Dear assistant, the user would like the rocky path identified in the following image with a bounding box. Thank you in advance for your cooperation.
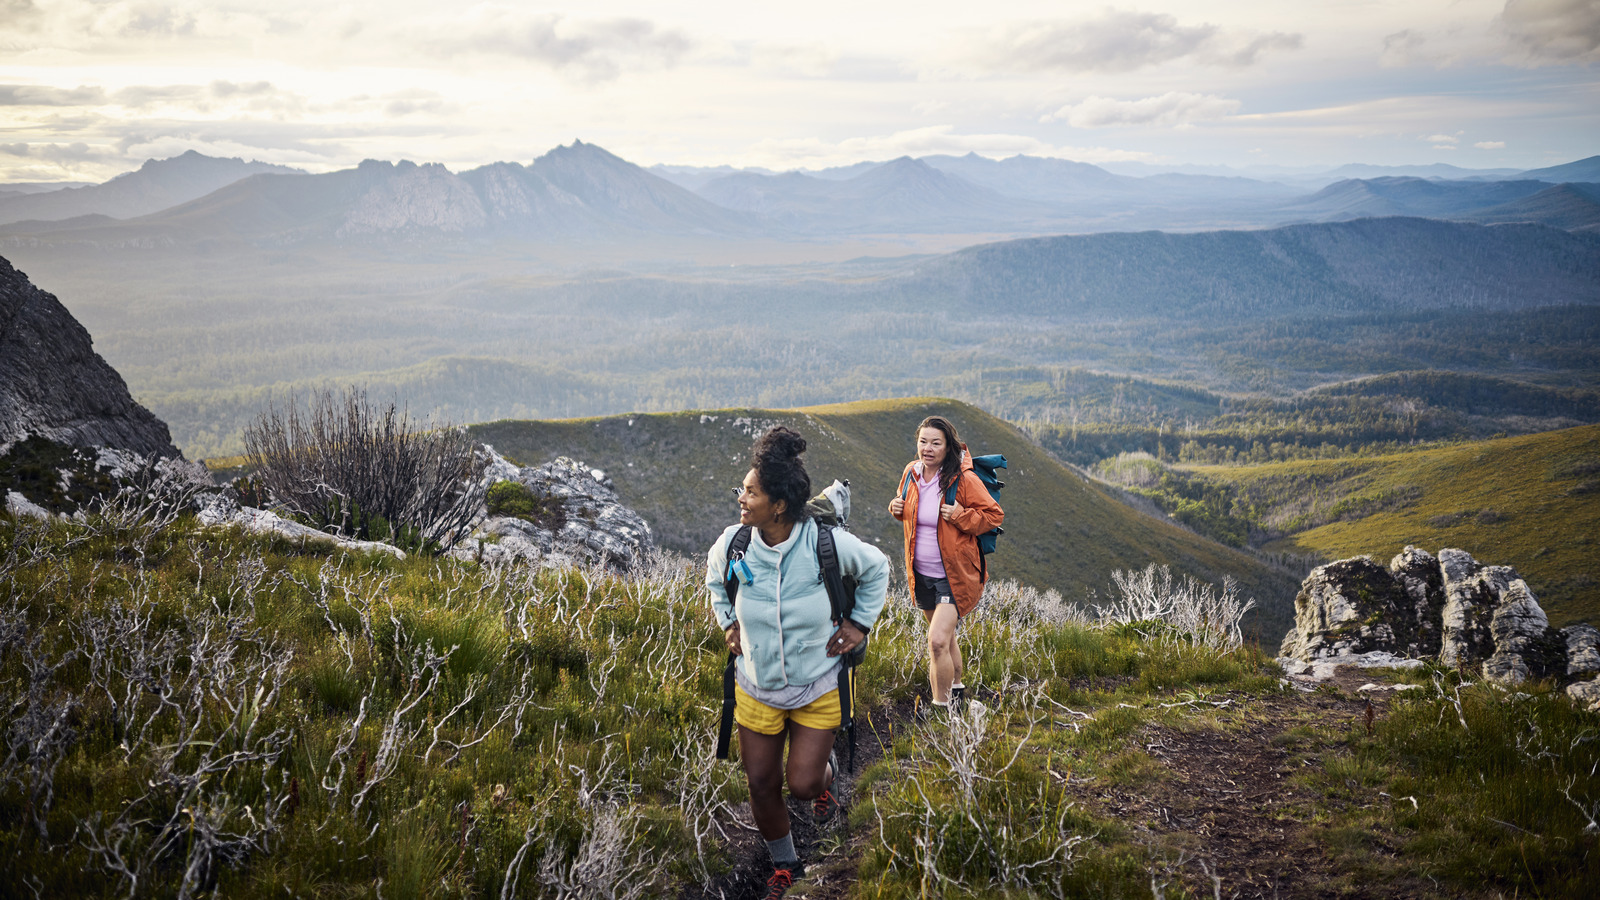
[683,666,1485,900]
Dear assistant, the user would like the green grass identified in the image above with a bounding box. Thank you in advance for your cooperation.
[1191,423,1600,626]
[7,507,1595,898]
[469,397,1302,642]
[1294,672,1600,897]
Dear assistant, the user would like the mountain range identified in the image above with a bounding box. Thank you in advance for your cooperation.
[3,146,1598,246]
[0,151,299,227]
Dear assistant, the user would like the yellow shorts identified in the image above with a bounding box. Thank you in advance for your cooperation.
[734,684,841,735]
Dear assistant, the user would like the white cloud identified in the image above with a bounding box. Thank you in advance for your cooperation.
[974,9,1301,74]
[1500,0,1600,65]
[1380,29,1431,67]
[1426,133,1460,143]
[416,7,692,82]
[1475,140,1507,148]
[1044,92,1241,128]
[1432,143,1458,149]
[0,84,108,106]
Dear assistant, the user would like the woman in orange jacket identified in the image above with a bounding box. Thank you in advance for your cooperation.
[887,415,1004,710]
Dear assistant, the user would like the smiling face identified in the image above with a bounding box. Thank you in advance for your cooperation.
[917,426,948,473]
[737,468,787,529]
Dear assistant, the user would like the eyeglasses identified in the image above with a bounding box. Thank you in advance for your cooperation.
[730,486,748,499]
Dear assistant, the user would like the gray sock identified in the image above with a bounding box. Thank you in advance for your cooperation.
[766,832,798,866]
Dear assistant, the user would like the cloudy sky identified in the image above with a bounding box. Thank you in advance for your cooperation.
[1,0,1596,182]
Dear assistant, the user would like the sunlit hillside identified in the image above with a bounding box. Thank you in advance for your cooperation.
[1192,423,1600,626]
[470,397,1303,641]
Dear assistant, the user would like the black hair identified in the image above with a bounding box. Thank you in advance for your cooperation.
[918,415,963,492]
[750,426,811,524]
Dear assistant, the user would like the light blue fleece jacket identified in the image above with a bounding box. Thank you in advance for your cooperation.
[706,518,890,691]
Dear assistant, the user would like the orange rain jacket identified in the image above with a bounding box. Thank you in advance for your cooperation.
[890,445,1005,618]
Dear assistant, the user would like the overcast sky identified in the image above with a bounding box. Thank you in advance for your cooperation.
[1,0,1596,182]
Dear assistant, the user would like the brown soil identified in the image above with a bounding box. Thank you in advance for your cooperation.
[683,668,1477,900]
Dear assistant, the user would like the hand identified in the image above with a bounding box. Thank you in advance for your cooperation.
[826,621,865,658]
[888,497,905,517]
[940,500,963,522]
[725,623,743,656]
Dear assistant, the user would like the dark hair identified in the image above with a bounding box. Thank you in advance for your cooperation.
[918,415,963,492]
[750,426,811,524]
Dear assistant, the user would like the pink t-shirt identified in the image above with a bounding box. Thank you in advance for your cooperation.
[913,466,946,578]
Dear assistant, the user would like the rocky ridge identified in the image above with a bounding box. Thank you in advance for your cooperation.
[447,448,653,572]
[1279,545,1599,708]
[0,254,178,457]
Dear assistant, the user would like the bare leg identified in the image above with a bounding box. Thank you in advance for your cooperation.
[739,724,791,840]
[951,622,965,689]
[924,605,960,704]
[784,721,837,800]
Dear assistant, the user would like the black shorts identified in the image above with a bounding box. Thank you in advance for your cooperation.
[913,572,956,612]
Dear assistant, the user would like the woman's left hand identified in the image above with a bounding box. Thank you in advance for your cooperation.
[826,620,865,657]
[940,500,964,522]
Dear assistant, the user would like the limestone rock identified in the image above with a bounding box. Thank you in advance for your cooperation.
[1564,624,1600,677]
[1439,549,1516,668]
[450,449,652,572]
[196,494,406,559]
[5,490,50,520]
[0,254,178,457]
[1567,679,1600,713]
[1279,556,1419,659]
[1388,545,1445,656]
[1482,580,1565,685]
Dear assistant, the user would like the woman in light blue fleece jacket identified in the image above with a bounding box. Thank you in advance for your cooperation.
[706,426,889,897]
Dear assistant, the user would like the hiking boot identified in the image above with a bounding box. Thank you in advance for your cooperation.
[814,749,839,822]
[764,864,800,899]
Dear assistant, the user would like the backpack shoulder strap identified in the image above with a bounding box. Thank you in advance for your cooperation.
[814,523,848,625]
[715,524,754,761]
[723,525,754,603]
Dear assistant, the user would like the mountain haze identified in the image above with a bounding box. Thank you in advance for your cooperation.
[0,142,759,245]
[909,218,1600,317]
[0,151,300,226]
[697,156,1056,233]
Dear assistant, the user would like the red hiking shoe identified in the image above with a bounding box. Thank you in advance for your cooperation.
[764,866,796,899]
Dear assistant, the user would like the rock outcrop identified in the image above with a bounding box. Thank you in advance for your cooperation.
[0,254,178,457]
[449,449,653,572]
[1281,546,1578,690]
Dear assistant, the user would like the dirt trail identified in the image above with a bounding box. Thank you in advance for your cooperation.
[686,668,1455,900]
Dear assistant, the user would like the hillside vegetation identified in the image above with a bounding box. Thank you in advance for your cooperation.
[4,502,1599,898]
[470,398,1302,641]
[1186,423,1600,627]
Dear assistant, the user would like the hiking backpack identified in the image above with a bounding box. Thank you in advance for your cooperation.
[715,480,866,771]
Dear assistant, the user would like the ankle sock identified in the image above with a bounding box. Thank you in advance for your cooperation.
[766,833,798,866]
[931,699,950,708]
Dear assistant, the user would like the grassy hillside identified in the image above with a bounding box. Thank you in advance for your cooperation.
[1192,423,1600,627]
[470,398,1302,640]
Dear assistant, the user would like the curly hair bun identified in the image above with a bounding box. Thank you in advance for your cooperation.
[750,426,811,522]
[754,426,807,462]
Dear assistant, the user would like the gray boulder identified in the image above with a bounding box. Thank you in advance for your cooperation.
[1280,556,1420,659]
[1482,579,1565,685]
[1282,546,1589,688]
[451,449,652,572]
[1567,679,1600,713]
[1389,545,1445,656]
[0,254,178,457]
[1564,624,1600,678]
[1438,549,1516,668]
